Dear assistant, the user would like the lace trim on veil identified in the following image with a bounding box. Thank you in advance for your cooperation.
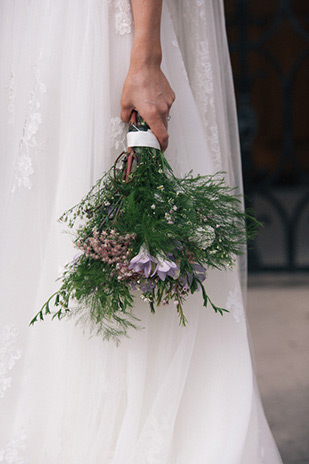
[0,326,25,463]
[168,1,223,172]
[0,325,22,399]
[11,54,47,193]
[0,428,27,464]
[108,0,133,35]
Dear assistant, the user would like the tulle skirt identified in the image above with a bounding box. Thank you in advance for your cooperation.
[0,0,283,462]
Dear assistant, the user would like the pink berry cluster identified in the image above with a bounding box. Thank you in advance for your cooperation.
[77,229,136,265]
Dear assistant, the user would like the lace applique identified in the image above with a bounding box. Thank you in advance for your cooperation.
[226,283,245,324]
[0,326,22,399]
[12,56,47,193]
[191,39,222,172]
[135,411,172,464]
[0,429,27,464]
[110,116,127,151]
[172,2,222,172]
[195,41,215,111]
[108,0,133,35]
[206,125,220,168]
[8,71,15,125]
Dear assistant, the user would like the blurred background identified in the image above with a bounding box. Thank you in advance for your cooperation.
[224,1,309,463]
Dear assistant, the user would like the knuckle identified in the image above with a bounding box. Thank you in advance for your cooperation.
[160,103,169,115]
[148,105,158,118]
[143,106,157,123]
[167,93,175,107]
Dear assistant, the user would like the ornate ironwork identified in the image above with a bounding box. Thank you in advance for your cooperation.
[225,0,309,272]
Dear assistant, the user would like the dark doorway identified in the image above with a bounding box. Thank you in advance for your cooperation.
[224,0,309,272]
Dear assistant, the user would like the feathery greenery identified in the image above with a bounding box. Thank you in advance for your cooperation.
[30,116,260,344]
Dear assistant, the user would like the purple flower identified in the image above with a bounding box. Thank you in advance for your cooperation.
[181,264,207,290]
[128,245,157,278]
[151,256,178,281]
[140,280,156,292]
[192,263,207,278]
[129,246,179,281]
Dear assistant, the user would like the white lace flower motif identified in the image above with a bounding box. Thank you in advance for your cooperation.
[226,283,245,324]
[8,70,15,125]
[0,428,27,464]
[135,411,172,464]
[0,325,22,399]
[12,58,47,193]
[179,2,223,171]
[110,117,127,151]
[108,0,133,35]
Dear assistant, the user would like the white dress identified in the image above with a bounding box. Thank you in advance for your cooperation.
[0,1,283,463]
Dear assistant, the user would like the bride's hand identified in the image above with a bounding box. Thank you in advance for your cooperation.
[121,54,175,152]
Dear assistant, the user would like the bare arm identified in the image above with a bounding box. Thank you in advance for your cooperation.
[120,0,175,151]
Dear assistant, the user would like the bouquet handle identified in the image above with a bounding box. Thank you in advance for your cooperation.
[127,111,161,150]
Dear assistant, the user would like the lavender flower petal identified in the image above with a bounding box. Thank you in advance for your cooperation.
[129,244,157,278]
[152,256,178,281]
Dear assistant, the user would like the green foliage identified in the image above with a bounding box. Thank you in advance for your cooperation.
[30,119,260,343]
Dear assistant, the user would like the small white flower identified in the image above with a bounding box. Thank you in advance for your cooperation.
[165,212,172,221]
[158,168,163,174]
[151,204,156,209]
[157,185,164,190]
[195,225,216,249]
[172,205,178,211]
[154,192,163,202]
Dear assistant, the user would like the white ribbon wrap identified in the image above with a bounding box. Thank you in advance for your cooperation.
[127,129,160,150]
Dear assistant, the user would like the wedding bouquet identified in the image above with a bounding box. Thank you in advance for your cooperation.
[30,113,259,343]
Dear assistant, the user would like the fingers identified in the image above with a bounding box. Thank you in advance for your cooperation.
[143,107,169,151]
[144,96,174,150]
[120,73,176,151]
[121,103,170,151]
[150,119,169,151]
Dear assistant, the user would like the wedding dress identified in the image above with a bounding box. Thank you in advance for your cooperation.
[0,1,283,463]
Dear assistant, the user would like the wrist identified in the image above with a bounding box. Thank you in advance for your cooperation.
[130,37,162,69]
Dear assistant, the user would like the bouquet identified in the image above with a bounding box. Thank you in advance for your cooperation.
[30,113,259,343]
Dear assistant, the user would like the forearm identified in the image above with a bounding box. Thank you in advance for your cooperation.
[130,0,163,67]
[121,0,175,151]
